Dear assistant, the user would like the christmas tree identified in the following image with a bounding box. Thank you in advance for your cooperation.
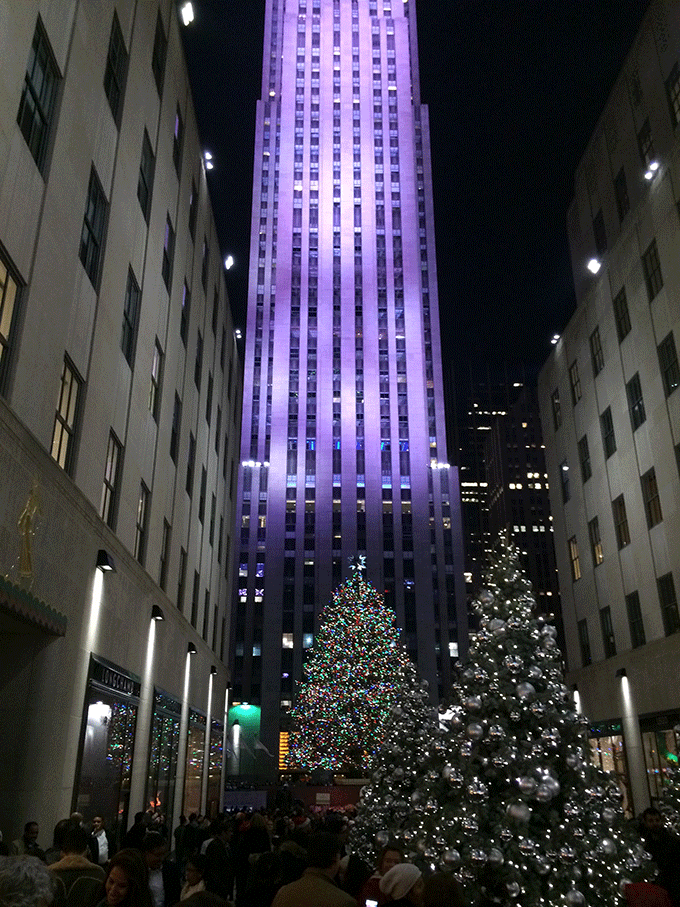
[659,758,680,834]
[286,558,425,775]
[352,537,650,907]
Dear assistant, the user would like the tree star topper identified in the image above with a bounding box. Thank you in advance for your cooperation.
[349,554,367,574]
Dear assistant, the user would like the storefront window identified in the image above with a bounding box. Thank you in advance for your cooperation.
[588,720,632,817]
[206,720,223,818]
[146,690,182,822]
[641,713,680,802]
[74,657,140,848]
[183,709,206,816]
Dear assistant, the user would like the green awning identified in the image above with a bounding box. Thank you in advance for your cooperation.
[0,574,67,636]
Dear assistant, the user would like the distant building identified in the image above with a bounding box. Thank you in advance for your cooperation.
[0,2,241,842]
[231,0,468,777]
[538,0,680,815]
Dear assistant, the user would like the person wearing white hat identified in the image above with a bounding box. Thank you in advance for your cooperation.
[379,863,424,906]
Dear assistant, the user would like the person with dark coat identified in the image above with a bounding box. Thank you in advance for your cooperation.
[49,824,106,907]
[122,815,147,852]
[204,819,234,903]
[640,807,680,907]
[140,833,181,907]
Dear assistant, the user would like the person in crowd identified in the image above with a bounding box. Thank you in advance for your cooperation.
[204,820,234,903]
[121,817,147,853]
[0,855,55,906]
[379,864,424,907]
[49,824,105,907]
[140,835,180,907]
[12,823,46,862]
[338,854,372,901]
[180,854,206,901]
[181,818,200,865]
[180,894,228,907]
[96,850,150,907]
[422,873,466,907]
[90,818,114,868]
[243,852,283,907]
[45,821,75,867]
[276,826,308,886]
[640,807,680,907]
[199,820,220,857]
[270,831,356,907]
[173,818,188,874]
[357,844,403,907]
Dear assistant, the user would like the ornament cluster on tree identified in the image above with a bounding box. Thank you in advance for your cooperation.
[287,561,426,775]
[658,756,680,834]
[352,536,650,907]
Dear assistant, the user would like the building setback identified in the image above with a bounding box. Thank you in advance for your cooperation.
[231,0,467,776]
[538,0,680,815]
[0,1,241,842]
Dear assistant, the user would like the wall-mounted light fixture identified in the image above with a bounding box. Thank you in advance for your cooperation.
[96,549,116,572]
[151,605,165,621]
[180,2,194,26]
[187,642,197,655]
[210,665,218,675]
[615,667,627,678]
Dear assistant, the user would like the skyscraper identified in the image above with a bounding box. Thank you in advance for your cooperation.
[231,0,467,775]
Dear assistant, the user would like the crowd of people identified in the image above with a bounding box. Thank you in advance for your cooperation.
[0,801,678,907]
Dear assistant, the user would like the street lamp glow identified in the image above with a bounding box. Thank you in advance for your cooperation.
[587,258,601,274]
[180,2,194,26]
[224,255,234,270]
[551,334,560,345]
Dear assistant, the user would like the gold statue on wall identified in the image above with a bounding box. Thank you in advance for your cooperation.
[18,481,40,586]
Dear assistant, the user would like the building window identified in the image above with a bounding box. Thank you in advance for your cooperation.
[186,433,195,495]
[592,209,607,256]
[201,238,209,291]
[614,167,629,222]
[149,340,163,421]
[173,104,184,176]
[658,573,680,636]
[577,618,591,666]
[612,495,630,549]
[100,430,122,529]
[137,130,155,222]
[177,547,187,610]
[121,268,140,365]
[551,388,561,429]
[170,393,181,464]
[642,239,663,301]
[641,467,662,528]
[206,372,213,424]
[559,461,570,503]
[103,11,128,125]
[626,591,645,648]
[180,282,190,345]
[17,18,59,173]
[188,180,198,241]
[134,483,150,566]
[51,357,82,473]
[79,167,108,288]
[590,327,604,376]
[600,606,616,658]
[195,331,203,390]
[199,467,207,524]
[612,287,631,342]
[578,435,592,482]
[588,516,603,567]
[568,536,581,581]
[637,118,654,165]
[0,252,20,391]
[600,406,616,459]
[658,332,680,397]
[162,215,175,290]
[666,62,680,128]
[159,520,171,592]
[569,361,581,404]
[151,12,167,95]
[626,372,646,431]
[191,571,199,627]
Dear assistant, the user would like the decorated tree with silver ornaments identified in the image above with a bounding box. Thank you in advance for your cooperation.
[355,536,650,907]
[659,759,680,833]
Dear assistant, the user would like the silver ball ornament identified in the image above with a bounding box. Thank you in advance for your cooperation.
[488,848,504,868]
[600,838,617,856]
[506,882,521,898]
[464,695,482,712]
[566,890,585,906]
[507,802,531,822]
[443,848,460,866]
[516,682,536,700]
[518,776,537,795]
[466,722,484,741]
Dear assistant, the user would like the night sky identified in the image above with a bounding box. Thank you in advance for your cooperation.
[181,0,648,387]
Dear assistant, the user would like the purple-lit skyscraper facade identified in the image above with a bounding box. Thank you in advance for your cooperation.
[232,0,468,773]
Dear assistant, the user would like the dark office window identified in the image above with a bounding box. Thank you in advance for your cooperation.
[612,495,630,549]
[151,12,167,95]
[590,327,604,376]
[199,467,207,524]
[613,287,631,342]
[578,618,592,666]
[642,239,663,301]
[626,591,645,648]
[201,238,209,290]
[588,516,603,567]
[188,180,198,240]
[162,216,175,290]
[159,520,171,592]
[666,62,680,128]
[180,282,190,345]
[658,332,680,397]
[173,104,184,176]
[17,18,59,172]
[592,209,607,256]
[121,268,140,365]
[569,361,581,404]
[134,483,149,566]
[100,431,122,529]
[191,571,199,628]
[177,548,187,610]
[658,573,680,636]
[212,289,219,335]
[614,167,629,222]
[206,372,213,424]
[137,130,155,222]
[626,373,646,431]
[79,167,108,288]
[559,461,570,503]
[551,388,561,430]
[600,606,616,658]
[195,331,203,390]
[641,468,662,528]
[186,432,196,496]
[568,536,581,581]
[637,118,654,166]
[149,340,163,421]
[103,11,128,124]
[170,393,181,464]
[578,435,592,483]
[600,406,616,459]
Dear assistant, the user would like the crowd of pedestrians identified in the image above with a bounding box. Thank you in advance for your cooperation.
[0,801,679,907]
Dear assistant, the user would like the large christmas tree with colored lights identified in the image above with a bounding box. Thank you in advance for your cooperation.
[352,537,650,907]
[286,559,424,775]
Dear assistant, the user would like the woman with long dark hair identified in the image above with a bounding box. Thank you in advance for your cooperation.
[96,849,151,907]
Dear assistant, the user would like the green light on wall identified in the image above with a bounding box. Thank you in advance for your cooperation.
[229,703,261,735]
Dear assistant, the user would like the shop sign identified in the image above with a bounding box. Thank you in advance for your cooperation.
[91,656,141,699]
